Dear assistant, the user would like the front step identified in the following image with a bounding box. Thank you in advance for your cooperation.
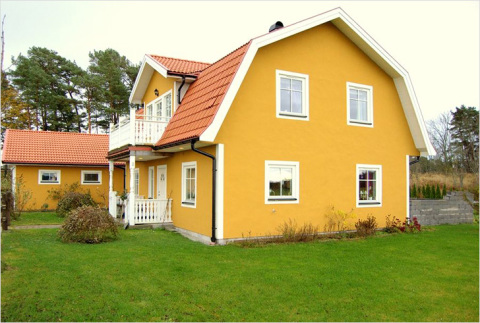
[127,223,176,231]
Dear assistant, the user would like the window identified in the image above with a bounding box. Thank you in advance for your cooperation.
[38,170,60,184]
[81,170,102,184]
[182,162,196,207]
[347,82,373,126]
[148,167,154,199]
[276,70,309,120]
[134,169,140,196]
[356,164,382,207]
[145,90,173,122]
[265,161,299,204]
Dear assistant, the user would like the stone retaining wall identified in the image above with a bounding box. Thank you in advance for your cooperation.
[410,191,475,226]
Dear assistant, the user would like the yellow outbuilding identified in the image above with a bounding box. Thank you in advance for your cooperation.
[2,129,124,210]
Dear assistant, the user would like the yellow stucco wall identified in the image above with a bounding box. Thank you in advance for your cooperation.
[142,72,176,108]
[214,22,420,238]
[125,146,215,237]
[15,165,125,210]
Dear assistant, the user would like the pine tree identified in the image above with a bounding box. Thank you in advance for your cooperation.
[411,184,417,198]
[435,184,441,199]
[442,184,447,197]
[10,47,84,131]
[425,184,431,199]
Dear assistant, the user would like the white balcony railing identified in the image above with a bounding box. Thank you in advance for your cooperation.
[109,108,170,150]
[124,197,172,225]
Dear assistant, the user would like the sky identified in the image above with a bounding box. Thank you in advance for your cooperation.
[0,0,478,121]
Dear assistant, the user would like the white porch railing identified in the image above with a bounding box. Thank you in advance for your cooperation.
[124,198,172,225]
[109,108,170,150]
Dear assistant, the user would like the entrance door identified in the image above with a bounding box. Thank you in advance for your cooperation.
[157,165,167,199]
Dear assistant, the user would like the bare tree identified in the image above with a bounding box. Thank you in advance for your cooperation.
[427,111,453,170]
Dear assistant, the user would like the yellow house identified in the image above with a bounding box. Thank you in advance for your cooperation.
[107,8,435,244]
[2,129,124,210]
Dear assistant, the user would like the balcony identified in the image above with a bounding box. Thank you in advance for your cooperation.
[109,108,170,151]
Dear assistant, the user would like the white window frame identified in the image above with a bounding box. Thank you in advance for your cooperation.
[38,169,61,185]
[148,166,154,199]
[265,161,300,204]
[347,82,373,127]
[81,170,102,185]
[145,90,173,122]
[356,164,382,208]
[134,168,140,196]
[181,161,197,208]
[276,70,309,120]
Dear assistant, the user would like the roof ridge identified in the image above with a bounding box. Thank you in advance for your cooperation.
[148,54,211,67]
[6,129,108,136]
[199,41,251,73]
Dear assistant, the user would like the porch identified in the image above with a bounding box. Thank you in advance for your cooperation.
[109,191,172,226]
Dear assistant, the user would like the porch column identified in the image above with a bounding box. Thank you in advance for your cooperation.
[129,107,136,146]
[108,160,116,218]
[128,155,136,225]
[109,160,114,193]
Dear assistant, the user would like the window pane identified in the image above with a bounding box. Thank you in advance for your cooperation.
[367,170,376,180]
[358,89,367,101]
[359,101,368,121]
[269,167,281,196]
[84,173,99,182]
[368,181,376,200]
[186,179,191,200]
[350,99,358,120]
[280,90,291,112]
[292,79,302,91]
[190,167,195,179]
[281,168,292,196]
[350,89,358,99]
[292,91,302,113]
[280,77,291,89]
[165,94,172,118]
[156,102,162,117]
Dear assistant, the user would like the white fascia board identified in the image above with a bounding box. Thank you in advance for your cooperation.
[129,55,169,104]
[200,7,435,157]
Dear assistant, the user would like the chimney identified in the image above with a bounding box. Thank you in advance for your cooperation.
[269,21,284,33]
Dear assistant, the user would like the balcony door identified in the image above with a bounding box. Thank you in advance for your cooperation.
[157,165,167,199]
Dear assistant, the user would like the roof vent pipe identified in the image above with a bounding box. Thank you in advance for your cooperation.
[269,21,284,32]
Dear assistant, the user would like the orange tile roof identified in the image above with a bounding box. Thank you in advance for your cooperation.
[148,55,211,75]
[155,42,251,147]
[2,129,113,166]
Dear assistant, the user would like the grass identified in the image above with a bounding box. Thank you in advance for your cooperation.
[1,224,478,322]
[9,211,64,226]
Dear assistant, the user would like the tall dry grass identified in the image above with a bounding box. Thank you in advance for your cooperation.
[410,172,478,195]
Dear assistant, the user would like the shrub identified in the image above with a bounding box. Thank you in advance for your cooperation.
[324,206,357,233]
[355,216,378,237]
[56,191,97,217]
[384,214,421,233]
[277,219,319,243]
[58,206,118,243]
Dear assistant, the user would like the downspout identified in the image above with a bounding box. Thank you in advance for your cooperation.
[190,139,216,243]
[409,156,420,165]
[177,75,186,104]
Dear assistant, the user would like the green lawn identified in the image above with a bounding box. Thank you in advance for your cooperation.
[1,224,478,322]
[9,211,64,226]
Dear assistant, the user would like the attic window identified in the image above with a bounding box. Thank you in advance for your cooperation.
[347,82,373,127]
[276,70,309,120]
